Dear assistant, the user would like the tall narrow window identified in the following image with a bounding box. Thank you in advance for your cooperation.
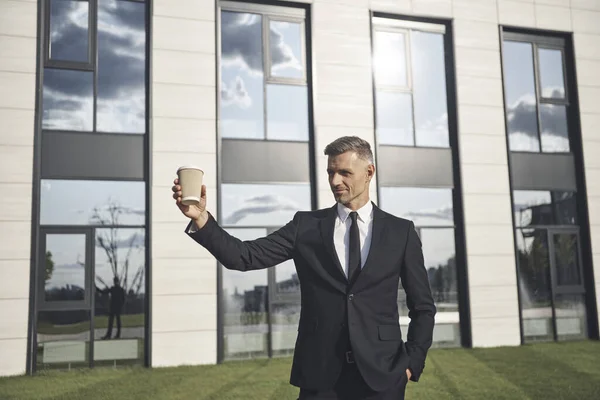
[501,30,592,344]
[218,1,313,361]
[34,0,149,372]
[372,15,464,349]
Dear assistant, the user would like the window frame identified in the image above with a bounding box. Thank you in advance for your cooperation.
[44,0,96,70]
[371,16,450,149]
[502,32,571,154]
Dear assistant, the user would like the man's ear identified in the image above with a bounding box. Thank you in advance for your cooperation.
[366,164,375,182]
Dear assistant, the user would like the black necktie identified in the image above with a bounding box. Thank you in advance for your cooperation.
[348,211,361,282]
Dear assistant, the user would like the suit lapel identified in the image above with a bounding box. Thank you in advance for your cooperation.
[319,204,348,284]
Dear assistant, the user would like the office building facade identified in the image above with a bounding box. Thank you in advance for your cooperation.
[1,0,599,376]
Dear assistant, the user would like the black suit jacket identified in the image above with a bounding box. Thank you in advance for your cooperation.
[186,202,436,392]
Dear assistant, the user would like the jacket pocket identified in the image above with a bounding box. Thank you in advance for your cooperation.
[378,324,401,341]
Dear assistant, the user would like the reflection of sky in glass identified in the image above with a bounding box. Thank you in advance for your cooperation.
[95,228,145,294]
[412,31,448,148]
[50,0,89,62]
[42,68,94,131]
[96,0,146,133]
[420,228,455,271]
[43,0,147,133]
[376,91,413,145]
[380,187,454,227]
[266,84,308,141]
[540,104,569,152]
[45,234,86,293]
[538,48,565,99]
[220,12,264,140]
[40,180,146,226]
[513,190,551,227]
[270,21,303,78]
[221,183,311,226]
[222,228,268,297]
[220,12,308,141]
[374,30,407,87]
[503,41,540,152]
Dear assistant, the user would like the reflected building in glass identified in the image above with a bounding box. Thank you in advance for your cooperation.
[0,0,599,378]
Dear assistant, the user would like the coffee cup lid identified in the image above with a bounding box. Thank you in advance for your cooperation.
[177,165,204,173]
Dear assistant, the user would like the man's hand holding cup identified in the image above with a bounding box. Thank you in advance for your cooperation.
[172,166,209,229]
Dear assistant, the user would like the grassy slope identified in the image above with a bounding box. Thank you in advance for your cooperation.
[1,341,599,400]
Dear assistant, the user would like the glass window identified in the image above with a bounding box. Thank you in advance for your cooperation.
[538,48,565,100]
[373,23,450,149]
[502,41,540,152]
[516,228,554,342]
[554,294,587,341]
[540,104,569,152]
[96,0,146,134]
[44,234,86,302]
[411,31,449,148]
[220,11,265,140]
[376,91,414,146]
[266,84,308,141]
[49,0,89,63]
[37,310,90,369]
[513,190,553,227]
[421,228,458,313]
[513,190,577,227]
[40,180,146,226]
[552,233,581,287]
[380,187,454,227]
[42,68,93,131]
[94,228,145,362]
[221,183,311,227]
[270,20,303,79]
[553,191,578,225]
[373,30,408,88]
[222,228,269,360]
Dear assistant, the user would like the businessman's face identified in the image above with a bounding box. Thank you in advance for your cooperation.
[327,151,375,210]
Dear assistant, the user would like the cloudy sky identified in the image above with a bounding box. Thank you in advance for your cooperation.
[219,11,308,141]
[503,41,569,152]
[43,0,146,134]
[374,30,449,148]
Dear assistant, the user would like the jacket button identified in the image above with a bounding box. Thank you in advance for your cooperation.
[348,294,354,301]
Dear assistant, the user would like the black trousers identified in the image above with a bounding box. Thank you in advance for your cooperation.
[298,359,408,400]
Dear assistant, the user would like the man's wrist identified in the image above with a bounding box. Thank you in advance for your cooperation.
[193,211,210,230]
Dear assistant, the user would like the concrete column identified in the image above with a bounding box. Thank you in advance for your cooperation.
[151,0,218,367]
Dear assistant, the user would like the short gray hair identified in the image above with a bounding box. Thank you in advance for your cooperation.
[324,136,374,164]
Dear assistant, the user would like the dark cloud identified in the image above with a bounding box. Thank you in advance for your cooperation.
[42,0,146,132]
[507,96,568,142]
[50,0,89,62]
[221,11,299,74]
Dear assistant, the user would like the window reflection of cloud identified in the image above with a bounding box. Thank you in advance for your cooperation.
[507,94,569,151]
[221,12,301,77]
[224,194,300,225]
[43,0,146,133]
[269,21,302,76]
[221,76,252,108]
[97,0,146,133]
[50,0,89,62]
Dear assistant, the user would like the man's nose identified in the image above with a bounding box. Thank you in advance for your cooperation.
[330,174,341,186]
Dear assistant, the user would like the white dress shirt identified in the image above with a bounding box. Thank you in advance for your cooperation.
[333,201,374,278]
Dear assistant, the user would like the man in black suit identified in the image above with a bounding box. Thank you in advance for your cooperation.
[172,136,436,399]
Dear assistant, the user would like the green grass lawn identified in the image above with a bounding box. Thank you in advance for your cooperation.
[1,341,599,399]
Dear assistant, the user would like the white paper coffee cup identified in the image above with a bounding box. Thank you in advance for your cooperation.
[177,166,204,206]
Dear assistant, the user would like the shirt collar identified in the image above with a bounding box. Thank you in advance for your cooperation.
[336,201,373,224]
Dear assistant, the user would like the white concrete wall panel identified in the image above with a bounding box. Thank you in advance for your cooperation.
[151,0,218,367]
[0,0,37,377]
